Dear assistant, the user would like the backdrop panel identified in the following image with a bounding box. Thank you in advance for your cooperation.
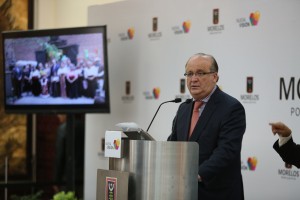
[85,0,300,199]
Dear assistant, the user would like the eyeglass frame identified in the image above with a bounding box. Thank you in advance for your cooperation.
[184,71,216,78]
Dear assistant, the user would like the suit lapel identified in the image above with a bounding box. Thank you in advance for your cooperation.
[189,88,220,141]
[180,101,193,141]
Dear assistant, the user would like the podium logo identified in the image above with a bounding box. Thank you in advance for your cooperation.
[106,177,117,200]
[247,157,258,171]
[182,20,191,33]
[127,28,135,39]
[113,139,120,150]
[250,11,260,26]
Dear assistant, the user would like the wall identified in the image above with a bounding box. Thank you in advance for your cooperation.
[34,0,125,29]
[86,0,300,199]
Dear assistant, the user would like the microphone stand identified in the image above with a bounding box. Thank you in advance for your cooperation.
[146,98,181,132]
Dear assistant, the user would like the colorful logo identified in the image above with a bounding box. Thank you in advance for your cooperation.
[249,11,260,26]
[247,157,258,171]
[127,28,135,39]
[113,139,120,150]
[153,87,160,99]
[143,87,161,99]
[182,20,191,33]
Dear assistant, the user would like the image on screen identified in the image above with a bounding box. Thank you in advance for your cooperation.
[2,26,110,113]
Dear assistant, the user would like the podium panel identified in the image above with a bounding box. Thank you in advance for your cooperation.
[97,169,129,200]
[109,139,199,200]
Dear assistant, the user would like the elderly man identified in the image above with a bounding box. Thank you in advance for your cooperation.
[168,53,246,200]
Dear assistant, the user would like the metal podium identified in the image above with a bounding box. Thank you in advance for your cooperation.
[107,138,199,200]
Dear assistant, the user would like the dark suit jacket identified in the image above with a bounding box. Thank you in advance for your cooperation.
[273,137,300,168]
[168,87,246,200]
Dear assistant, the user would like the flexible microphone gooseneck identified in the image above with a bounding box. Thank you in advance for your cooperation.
[167,98,193,141]
[146,98,182,132]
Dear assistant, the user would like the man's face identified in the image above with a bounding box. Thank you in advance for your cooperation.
[185,55,218,100]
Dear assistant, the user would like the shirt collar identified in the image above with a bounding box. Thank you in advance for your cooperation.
[194,85,217,103]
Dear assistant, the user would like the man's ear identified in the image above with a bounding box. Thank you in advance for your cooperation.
[214,73,219,82]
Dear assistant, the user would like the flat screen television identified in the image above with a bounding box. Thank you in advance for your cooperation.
[1,26,110,114]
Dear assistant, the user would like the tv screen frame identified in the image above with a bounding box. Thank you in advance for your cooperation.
[1,25,110,114]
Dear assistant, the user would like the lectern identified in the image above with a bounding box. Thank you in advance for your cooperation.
[97,133,199,200]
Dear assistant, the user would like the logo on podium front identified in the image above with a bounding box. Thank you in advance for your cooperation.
[106,177,117,200]
[105,131,122,158]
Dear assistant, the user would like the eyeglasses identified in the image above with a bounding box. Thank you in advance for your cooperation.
[184,71,215,78]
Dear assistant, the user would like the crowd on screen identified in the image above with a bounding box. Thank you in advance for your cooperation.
[10,56,105,100]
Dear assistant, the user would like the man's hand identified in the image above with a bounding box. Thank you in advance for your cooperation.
[198,175,202,182]
[269,122,292,137]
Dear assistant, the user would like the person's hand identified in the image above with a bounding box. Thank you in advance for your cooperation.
[269,122,292,137]
[198,175,202,182]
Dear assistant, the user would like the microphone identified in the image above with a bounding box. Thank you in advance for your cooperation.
[170,98,182,103]
[146,98,182,132]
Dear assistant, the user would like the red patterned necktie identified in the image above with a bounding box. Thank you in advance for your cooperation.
[189,101,203,138]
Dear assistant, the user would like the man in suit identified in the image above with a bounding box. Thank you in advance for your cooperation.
[269,122,300,168]
[168,53,246,200]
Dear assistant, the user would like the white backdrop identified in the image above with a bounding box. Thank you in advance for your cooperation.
[84,0,300,199]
